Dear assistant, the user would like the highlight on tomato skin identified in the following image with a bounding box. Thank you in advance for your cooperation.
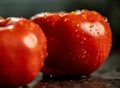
[31,9,112,76]
[0,17,47,86]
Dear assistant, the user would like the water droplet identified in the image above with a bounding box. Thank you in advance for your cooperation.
[71,10,82,14]
[97,32,100,35]
[82,55,85,58]
[92,11,97,15]
[76,23,80,27]
[75,29,78,32]
[81,41,84,44]
[83,50,87,54]
[59,12,68,17]
[82,14,87,19]
[83,37,87,40]
[64,18,69,22]
[89,24,94,28]
[76,34,80,38]
[52,23,55,26]
[82,48,85,51]
[82,32,85,34]
[105,17,108,22]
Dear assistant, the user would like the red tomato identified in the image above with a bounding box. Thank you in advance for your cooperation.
[31,10,112,76]
[0,17,47,86]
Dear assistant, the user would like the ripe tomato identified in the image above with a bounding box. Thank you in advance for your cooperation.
[31,10,112,76]
[0,17,47,86]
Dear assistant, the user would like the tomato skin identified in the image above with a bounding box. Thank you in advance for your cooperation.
[52,10,112,75]
[0,17,47,86]
[31,10,112,76]
[31,12,67,75]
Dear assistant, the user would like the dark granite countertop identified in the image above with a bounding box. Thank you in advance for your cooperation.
[33,76,120,88]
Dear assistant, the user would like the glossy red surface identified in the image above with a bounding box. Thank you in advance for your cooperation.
[31,10,112,76]
[0,17,47,86]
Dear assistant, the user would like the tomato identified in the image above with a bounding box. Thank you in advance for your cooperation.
[0,17,47,86]
[31,10,112,76]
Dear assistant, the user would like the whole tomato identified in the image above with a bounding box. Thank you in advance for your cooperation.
[31,10,112,76]
[0,17,47,86]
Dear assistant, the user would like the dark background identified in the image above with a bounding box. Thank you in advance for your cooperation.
[0,0,120,87]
